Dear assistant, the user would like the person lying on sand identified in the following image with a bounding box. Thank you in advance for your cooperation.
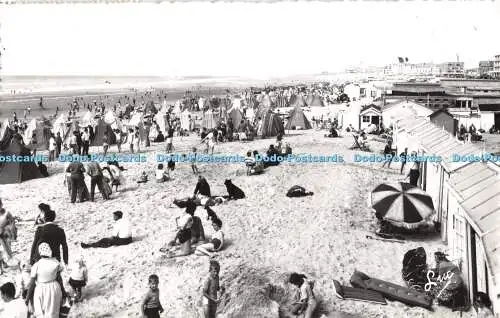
[80,211,132,248]
[195,218,224,258]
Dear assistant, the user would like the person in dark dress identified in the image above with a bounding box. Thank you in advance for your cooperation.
[29,209,68,266]
[194,176,211,198]
[399,148,408,175]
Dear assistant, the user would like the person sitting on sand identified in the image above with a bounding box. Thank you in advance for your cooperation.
[194,176,211,198]
[161,203,194,258]
[153,129,165,143]
[155,164,170,183]
[0,199,17,268]
[81,211,132,248]
[288,273,317,318]
[1,282,29,318]
[137,171,149,184]
[244,150,256,175]
[195,218,224,258]
[37,161,49,177]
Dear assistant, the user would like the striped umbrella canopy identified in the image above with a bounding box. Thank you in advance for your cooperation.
[369,182,435,229]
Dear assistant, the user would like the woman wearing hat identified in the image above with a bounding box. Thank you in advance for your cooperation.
[26,242,67,318]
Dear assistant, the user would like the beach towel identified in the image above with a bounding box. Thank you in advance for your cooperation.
[350,270,433,310]
[333,280,387,305]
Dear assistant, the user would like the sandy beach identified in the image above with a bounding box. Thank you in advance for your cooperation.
[0,124,468,317]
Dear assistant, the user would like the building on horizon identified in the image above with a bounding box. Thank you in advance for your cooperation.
[494,54,500,79]
[438,62,465,78]
[479,60,494,77]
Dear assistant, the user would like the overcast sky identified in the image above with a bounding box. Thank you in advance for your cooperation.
[1,2,500,77]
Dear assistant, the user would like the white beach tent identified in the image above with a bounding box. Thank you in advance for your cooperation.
[180,110,191,131]
[104,110,122,131]
[80,111,96,128]
[154,112,168,134]
[246,108,255,122]
[201,110,218,130]
[0,119,10,140]
[173,101,182,117]
[24,118,51,150]
[52,114,69,139]
[126,112,147,142]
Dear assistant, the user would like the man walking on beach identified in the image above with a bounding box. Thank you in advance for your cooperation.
[66,160,86,203]
[86,161,109,202]
[82,128,90,157]
[400,148,408,175]
[55,132,62,158]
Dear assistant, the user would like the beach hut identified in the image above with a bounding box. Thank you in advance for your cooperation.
[91,119,117,146]
[285,106,312,130]
[0,128,43,184]
[260,110,284,138]
[202,110,218,130]
[24,118,52,150]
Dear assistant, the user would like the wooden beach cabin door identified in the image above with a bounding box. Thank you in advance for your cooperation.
[474,233,489,295]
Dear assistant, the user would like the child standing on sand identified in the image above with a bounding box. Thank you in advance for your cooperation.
[15,261,31,299]
[191,147,199,174]
[141,274,164,318]
[68,256,88,303]
[202,260,224,318]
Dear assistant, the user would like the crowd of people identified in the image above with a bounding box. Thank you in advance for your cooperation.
[1,86,496,318]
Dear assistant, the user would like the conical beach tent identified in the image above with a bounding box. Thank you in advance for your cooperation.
[260,94,273,108]
[0,128,43,184]
[52,114,69,139]
[285,106,312,130]
[289,95,307,108]
[24,118,52,150]
[0,119,10,141]
[180,110,191,131]
[154,112,169,134]
[202,110,218,130]
[81,111,96,128]
[126,113,147,142]
[260,110,284,138]
[307,94,324,107]
[91,119,117,146]
[104,110,122,131]
[228,107,243,127]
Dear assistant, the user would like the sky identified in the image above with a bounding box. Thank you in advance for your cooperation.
[1,2,500,78]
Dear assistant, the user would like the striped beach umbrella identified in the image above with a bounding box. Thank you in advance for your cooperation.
[369,182,435,229]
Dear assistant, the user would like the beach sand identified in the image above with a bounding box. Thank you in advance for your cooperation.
[0,127,472,317]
